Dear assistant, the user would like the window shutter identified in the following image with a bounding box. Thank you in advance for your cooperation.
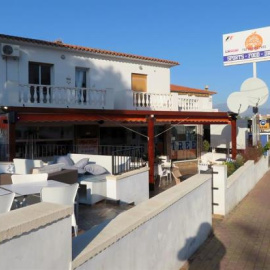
[132,74,147,92]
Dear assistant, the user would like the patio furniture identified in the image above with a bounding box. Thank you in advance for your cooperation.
[47,169,78,185]
[171,165,182,185]
[158,164,169,186]
[66,154,113,205]
[0,173,12,185]
[162,160,172,182]
[1,170,78,186]
[11,173,48,184]
[2,179,69,207]
[13,158,44,174]
[0,191,15,213]
[40,183,79,236]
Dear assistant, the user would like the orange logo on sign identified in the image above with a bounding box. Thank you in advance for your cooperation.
[245,32,263,51]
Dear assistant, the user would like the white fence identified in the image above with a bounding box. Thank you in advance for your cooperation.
[212,155,269,216]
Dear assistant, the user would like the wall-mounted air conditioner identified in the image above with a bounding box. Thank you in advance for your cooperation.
[1,43,20,58]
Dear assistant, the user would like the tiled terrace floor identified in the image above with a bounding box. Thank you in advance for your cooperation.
[77,163,198,233]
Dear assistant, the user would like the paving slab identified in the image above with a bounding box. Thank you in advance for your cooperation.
[181,169,270,270]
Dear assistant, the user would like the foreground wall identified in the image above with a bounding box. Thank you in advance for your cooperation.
[72,174,212,270]
[213,155,269,216]
[0,203,73,270]
[106,167,149,205]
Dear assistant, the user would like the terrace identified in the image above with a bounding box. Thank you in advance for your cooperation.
[1,153,268,269]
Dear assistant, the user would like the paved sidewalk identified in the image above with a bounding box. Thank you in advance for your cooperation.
[181,169,270,270]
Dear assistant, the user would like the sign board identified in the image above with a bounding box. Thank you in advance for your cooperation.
[223,26,270,66]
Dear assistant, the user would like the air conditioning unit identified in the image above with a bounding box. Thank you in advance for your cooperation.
[1,43,20,58]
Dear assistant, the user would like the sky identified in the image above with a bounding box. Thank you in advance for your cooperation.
[1,0,270,115]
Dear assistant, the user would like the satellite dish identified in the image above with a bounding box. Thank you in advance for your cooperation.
[227,92,249,114]
[240,77,269,107]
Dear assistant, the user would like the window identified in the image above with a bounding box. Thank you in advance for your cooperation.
[171,126,197,160]
[75,68,87,88]
[75,68,88,103]
[28,62,52,103]
[29,62,52,85]
[131,73,147,92]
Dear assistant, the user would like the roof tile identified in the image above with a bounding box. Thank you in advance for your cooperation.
[0,34,179,66]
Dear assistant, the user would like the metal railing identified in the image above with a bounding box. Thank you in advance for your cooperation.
[13,143,146,160]
[112,146,146,175]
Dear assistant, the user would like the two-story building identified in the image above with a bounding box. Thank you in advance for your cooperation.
[0,34,233,184]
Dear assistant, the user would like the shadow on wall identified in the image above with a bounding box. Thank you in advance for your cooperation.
[178,222,226,269]
[64,53,156,109]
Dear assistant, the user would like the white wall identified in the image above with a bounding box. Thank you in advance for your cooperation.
[211,119,248,149]
[0,203,73,270]
[106,167,149,205]
[72,174,212,270]
[212,155,269,216]
[0,40,171,108]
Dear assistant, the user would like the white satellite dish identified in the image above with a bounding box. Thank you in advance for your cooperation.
[227,92,249,114]
[240,77,269,107]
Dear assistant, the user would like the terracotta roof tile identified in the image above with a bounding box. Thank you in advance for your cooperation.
[170,84,216,95]
[0,34,179,66]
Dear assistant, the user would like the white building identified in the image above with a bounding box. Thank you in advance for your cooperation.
[0,34,230,177]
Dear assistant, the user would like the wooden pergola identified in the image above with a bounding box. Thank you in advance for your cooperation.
[4,107,236,187]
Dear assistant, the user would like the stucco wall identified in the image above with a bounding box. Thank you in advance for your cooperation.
[213,155,269,216]
[106,167,149,205]
[0,202,73,270]
[0,40,171,108]
[72,174,212,270]
[210,119,248,150]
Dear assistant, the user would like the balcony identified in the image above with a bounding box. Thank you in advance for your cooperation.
[115,90,217,112]
[2,83,114,110]
[1,83,217,112]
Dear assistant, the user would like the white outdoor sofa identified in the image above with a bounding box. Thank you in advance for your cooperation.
[67,153,113,205]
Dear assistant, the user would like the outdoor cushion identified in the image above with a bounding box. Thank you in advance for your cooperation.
[74,158,89,169]
[84,163,108,175]
[56,155,74,166]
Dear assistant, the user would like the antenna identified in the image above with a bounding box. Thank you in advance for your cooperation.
[227,92,249,114]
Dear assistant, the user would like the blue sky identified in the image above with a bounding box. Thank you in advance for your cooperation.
[1,0,270,114]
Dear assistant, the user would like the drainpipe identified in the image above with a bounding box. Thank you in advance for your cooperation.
[147,114,155,190]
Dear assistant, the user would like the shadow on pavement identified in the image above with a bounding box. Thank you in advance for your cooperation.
[178,222,226,270]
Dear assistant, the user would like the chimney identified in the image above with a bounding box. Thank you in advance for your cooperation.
[204,85,209,90]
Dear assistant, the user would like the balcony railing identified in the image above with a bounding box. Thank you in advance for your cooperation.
[128,91,216,112]
[16,84,113,109]
[178,97,200,111]
[133,92,173,110]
